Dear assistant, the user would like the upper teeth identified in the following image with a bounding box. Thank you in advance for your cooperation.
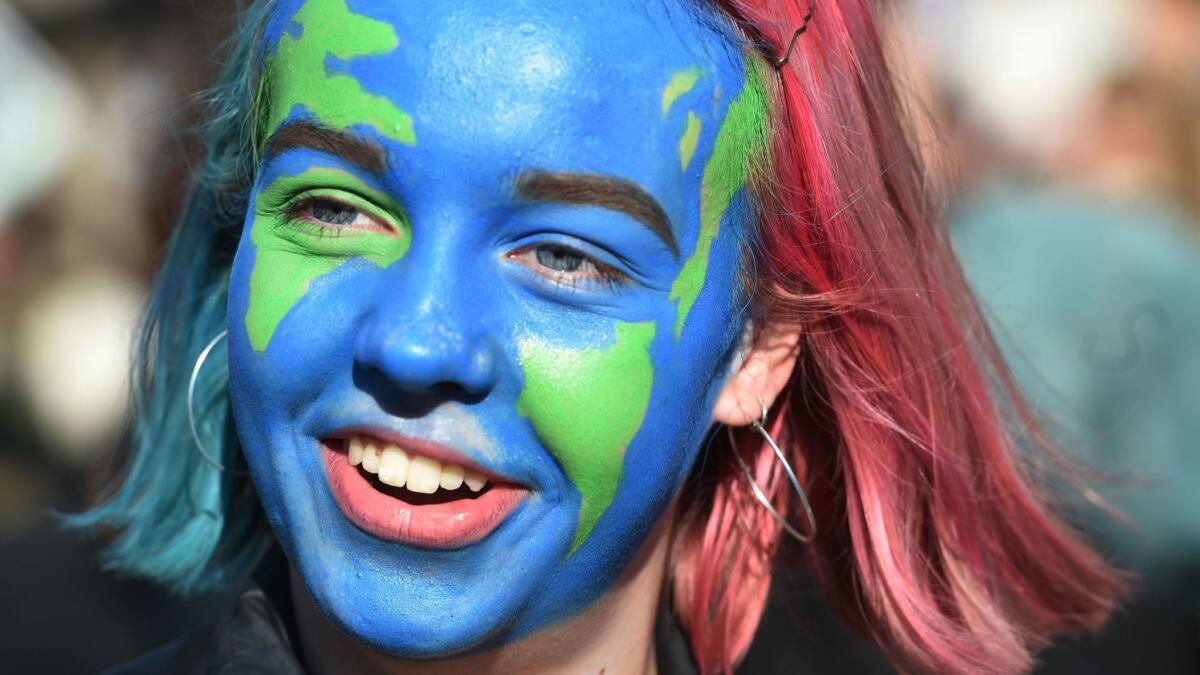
[347,436,488,494]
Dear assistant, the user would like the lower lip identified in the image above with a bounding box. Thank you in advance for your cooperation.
[321,443,528,549]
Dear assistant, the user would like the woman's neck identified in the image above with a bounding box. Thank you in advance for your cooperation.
[291,513,674,675]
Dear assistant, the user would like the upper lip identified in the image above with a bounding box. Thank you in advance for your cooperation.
[324,427,527,488]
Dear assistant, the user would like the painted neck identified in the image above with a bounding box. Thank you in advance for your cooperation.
[291,510,676,675]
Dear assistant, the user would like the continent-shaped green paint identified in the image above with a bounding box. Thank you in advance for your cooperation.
[246,168,411,351]
[517,321,656,554]
[263,0,415,145]
[661,66,704,117]
[668,61,769,338]
[679,111,701,171]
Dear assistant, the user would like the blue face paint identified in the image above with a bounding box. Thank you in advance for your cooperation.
[226,0,763,655]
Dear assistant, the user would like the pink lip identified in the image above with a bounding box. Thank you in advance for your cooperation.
[321,438,528,549]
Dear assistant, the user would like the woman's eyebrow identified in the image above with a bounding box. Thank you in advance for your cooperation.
[516,171,679,257]
[261,120,387,177]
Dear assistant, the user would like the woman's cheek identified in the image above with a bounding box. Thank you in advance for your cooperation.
[244,227,348,352]
[516,320,656,553]
[232,229,396,408]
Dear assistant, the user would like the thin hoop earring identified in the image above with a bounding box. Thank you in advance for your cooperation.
[187,329,248,476]
[726,396,817,543]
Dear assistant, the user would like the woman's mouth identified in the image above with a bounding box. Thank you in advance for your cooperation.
[321,434,528,549]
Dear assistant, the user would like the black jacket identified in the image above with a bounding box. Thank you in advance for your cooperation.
[104,546,892,675]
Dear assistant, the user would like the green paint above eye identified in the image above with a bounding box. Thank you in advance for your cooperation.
[668,59,769,338]
[661,66,704,117]
[263,0,416,145]
[245,168,411,351]
[679,111,701,171]
[517,321,656,554]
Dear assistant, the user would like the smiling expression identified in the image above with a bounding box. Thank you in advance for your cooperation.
[225,0,767,655]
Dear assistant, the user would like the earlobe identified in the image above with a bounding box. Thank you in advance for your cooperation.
[713,319,801,426]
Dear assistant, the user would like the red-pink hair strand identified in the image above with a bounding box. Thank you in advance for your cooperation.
[671,2,1125,673]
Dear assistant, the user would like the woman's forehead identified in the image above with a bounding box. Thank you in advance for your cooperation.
[259,0,746,190]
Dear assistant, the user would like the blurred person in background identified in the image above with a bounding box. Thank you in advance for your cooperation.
[884,0,1200,670]
[900,0,1200,571]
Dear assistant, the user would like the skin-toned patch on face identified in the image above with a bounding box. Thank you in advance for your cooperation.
[517,321,656,554]
[679,111,701,171]
[661,66,704,118]
[669,58,769,338]
[245,167,411,351]
[262,0,416,146]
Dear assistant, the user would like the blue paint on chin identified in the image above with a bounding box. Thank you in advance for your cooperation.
[232,0,754,656]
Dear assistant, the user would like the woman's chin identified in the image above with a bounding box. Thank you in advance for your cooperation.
[278,486,578,656]
[297,560,537,657]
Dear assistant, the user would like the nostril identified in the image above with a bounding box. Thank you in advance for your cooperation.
[429,381,488,405]
[352,366,485,417]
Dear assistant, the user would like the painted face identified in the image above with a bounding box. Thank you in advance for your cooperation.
[226,0,766,655]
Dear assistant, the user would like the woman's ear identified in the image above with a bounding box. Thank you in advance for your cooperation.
[713,320,802,426]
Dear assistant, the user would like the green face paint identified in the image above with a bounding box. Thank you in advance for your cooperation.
[679,111,701,171]
[661,66,704,117]
[245,168,412,351]
[668,60,769,338]
[262,0,416,145]
[517,321,656,553]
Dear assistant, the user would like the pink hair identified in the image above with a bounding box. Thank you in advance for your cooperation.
[670,1,1125,673]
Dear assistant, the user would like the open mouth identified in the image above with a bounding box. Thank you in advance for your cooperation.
[321,435,528,549]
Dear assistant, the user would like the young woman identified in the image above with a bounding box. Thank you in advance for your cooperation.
[78,1,1124,673]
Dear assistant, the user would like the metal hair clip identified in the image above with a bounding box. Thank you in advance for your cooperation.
[772,4,816,70]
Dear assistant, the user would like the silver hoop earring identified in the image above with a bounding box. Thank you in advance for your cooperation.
[726,397,817,543]
[187,329,248,476]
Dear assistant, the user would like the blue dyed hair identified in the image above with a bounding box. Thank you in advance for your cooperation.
[63,2,277,593]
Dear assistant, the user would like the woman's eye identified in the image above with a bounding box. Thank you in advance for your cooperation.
[287,196,389,233]
[513,243,627,289]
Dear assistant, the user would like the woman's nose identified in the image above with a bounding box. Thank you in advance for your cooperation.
[353,277,500,400]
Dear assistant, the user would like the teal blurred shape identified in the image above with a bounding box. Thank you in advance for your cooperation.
[951,179,1200,573]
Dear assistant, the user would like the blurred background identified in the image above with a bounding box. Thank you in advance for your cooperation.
[0,0,1196,672]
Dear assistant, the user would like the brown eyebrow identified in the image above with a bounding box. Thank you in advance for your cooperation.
[261,120,387,176]
[515,171,679,257]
